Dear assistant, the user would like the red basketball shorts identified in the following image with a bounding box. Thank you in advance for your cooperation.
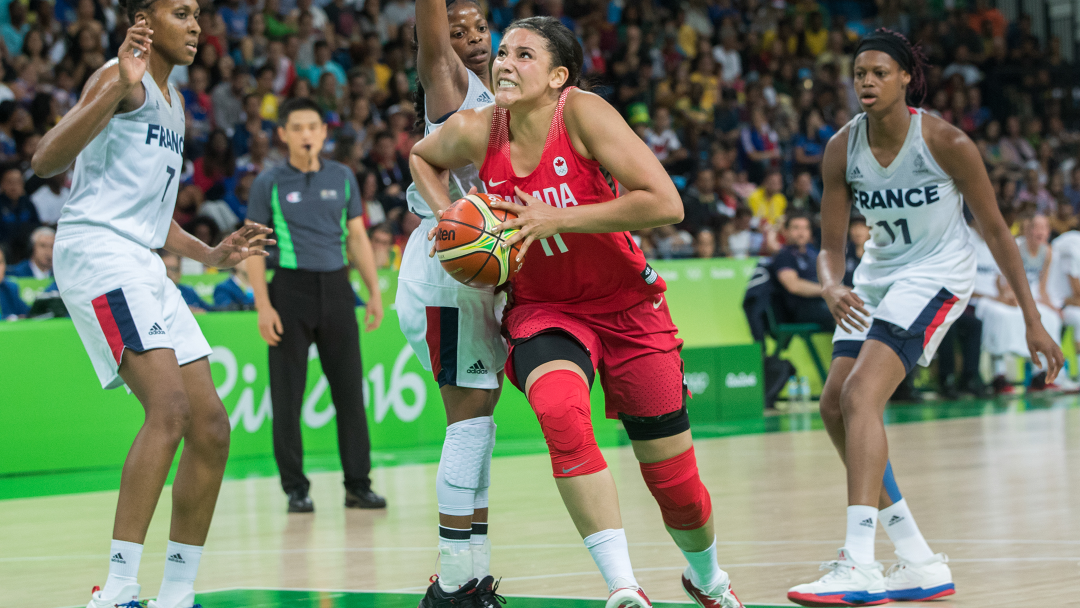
[504,293,684,419]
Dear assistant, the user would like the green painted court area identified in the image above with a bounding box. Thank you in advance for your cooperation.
[85,588,782,607]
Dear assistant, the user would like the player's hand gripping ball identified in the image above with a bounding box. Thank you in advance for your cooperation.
[436,193,522,287]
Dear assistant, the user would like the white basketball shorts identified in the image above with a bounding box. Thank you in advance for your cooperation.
[832,258,975,373]
[396,216,507,390]
[53,227,213,390]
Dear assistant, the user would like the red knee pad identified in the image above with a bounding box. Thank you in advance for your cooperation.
[639,446,712,530]
[528,370,608,478]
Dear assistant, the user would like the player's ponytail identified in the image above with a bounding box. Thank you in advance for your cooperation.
[854,28,928,107]
[504,16,584,91]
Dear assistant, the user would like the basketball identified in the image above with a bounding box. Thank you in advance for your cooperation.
[435,193,522,287]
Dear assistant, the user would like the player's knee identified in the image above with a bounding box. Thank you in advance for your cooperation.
[200,406,232,458]
[838,375,873,419]
[639,446,712,530]
[437,417,492,515]
[819,382,843,426]
[529,370,607,478]
[146,391,192,447]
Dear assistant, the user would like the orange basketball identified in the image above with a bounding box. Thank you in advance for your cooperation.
[435,193,522,287]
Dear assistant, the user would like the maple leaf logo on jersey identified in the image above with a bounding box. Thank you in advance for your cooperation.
[553,156,568,177]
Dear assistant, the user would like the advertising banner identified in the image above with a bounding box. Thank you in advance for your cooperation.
[0,259,761,489]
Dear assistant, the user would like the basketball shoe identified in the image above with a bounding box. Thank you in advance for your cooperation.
[86,583,141,608]
[787,548,889,607]
[884,552,955,601]
[147,590,201,608]
[417,575,482,607]
[605,578,652,608]
[473,576,506,607]
[681,567,743,608]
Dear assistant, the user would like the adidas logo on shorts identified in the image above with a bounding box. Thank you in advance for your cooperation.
[149,323,166,336]
[859,517,875,528]
[111,552,125,564]
[168,553,185,564]
[888,515,905,526]
[466,360,488,375]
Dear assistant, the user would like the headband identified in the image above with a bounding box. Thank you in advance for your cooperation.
[855,36,914,74]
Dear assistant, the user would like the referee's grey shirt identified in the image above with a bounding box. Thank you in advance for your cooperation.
[247,160,364,272]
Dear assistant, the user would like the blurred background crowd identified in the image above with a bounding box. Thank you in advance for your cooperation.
[0,0,1078,318]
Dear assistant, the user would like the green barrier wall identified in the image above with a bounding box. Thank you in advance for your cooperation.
[0,258,762,486]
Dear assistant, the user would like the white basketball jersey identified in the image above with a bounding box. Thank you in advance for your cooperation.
[406,69,493,218]
[1047,231,1080,307]
[59,61,186,249]
[846,109,974,283]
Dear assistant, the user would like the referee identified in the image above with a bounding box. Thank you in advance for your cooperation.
[246,98,386,513]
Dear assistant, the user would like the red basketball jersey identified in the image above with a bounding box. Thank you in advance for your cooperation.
[479,88,666,314]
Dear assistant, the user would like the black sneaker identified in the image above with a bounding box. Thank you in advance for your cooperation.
[287,489,314,513]
[417,575,482,607]
[345,486,387,509]
[474,576,507,607]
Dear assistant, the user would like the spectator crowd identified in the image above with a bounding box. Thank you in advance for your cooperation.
[1,0,1080,395]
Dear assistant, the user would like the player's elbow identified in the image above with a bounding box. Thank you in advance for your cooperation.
[30,151,57,178]
[659,191,684,225]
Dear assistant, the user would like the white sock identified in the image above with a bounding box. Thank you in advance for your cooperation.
[845,505,878,564]
[584,529,637,592]
[681,537,728,593]
[102,540,143,598]
[880,498,935,562]
[471,522,491,579]
[438,528,473,591]
[155,541,202,608]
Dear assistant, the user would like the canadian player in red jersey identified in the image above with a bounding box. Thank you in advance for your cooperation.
[409,16,742,608]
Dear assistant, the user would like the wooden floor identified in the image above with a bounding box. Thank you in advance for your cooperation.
[1,401,1078,607]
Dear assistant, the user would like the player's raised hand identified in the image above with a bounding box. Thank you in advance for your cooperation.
[1026,322,1064,382]
[823,283,870,334]
[490,187,561,263]
[117,18,153,88]
[207,223,276,268]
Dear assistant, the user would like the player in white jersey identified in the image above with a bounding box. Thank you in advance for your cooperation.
[788,30,1062,607]
[394,1,503,606]
[31,2,271,607]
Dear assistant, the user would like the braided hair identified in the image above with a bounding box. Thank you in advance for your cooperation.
[854,28,928,106]
[411,0,484,133]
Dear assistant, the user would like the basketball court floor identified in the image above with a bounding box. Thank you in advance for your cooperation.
[2,396,1077,607]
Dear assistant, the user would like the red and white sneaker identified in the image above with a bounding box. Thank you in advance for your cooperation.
[681,567,744,608]
[605,578,652,608]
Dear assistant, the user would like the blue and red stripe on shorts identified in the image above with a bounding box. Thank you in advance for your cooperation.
[91,288,144,364]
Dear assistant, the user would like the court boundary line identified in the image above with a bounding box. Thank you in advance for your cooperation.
[148,585,797,606]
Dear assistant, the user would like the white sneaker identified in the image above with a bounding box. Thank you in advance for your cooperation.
[885,552,955,601]
[86,583,141,608]
[606,577,652,608]
[148,591,197,608]
[787,548,888,606]
[681,566,743,608]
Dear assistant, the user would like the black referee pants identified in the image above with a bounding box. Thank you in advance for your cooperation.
[268,267,372,494]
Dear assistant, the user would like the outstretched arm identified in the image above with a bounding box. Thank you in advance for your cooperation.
[32,20,153,177]
[931,120,1062,378]
[166,220,275,269]
[491,92,682,259]
[415,0,471,122]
